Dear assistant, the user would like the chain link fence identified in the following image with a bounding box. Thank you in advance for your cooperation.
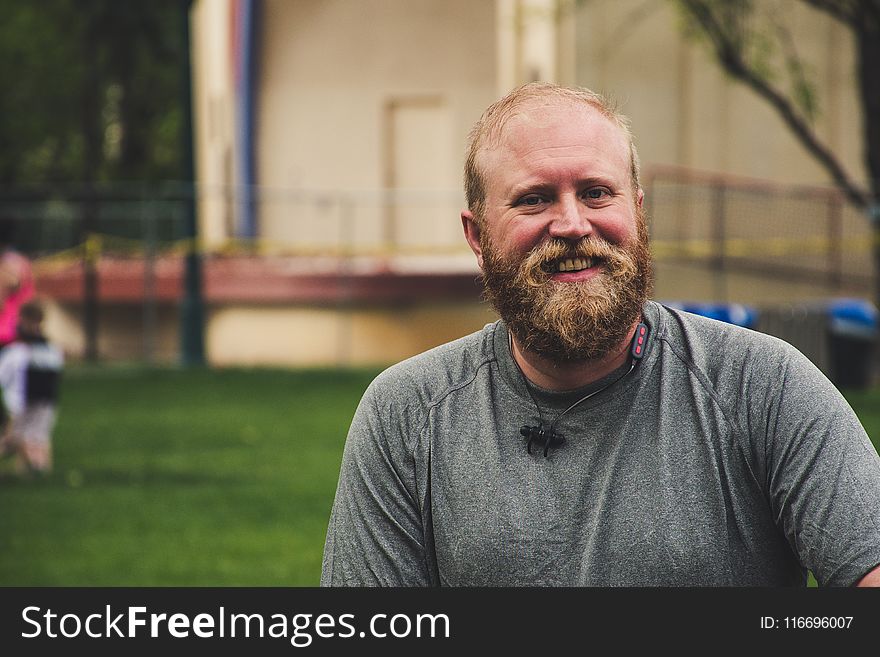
[1,173,876,376]
[646,166,874,291]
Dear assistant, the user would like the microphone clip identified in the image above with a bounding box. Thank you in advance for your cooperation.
[520,425,565,457]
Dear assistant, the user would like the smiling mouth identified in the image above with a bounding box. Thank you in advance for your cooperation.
[542,256,600,274]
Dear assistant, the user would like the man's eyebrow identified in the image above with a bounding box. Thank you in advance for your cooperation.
[576,176,619,188]
[506,176,619,198]
[506,181,555,198]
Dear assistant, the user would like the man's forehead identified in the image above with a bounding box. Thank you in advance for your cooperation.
[480,99,631,175]
[501,97,602,127]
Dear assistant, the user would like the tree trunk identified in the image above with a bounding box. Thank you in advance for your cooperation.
[855,18,880,309]
[81,18,102,362]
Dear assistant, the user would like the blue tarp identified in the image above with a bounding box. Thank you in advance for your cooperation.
[827,298,878,340]
[664,302,758,329]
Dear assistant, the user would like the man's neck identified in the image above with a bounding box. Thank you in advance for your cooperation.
[509,320,639,392]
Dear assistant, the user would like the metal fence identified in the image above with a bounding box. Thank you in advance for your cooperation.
[0,173,876,372]
[4,173,875,274]
[645,166,874,292]
[0,183,188,255]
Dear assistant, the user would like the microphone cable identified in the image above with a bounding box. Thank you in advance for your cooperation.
[512,322,649,457]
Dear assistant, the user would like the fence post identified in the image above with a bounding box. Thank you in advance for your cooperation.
[827,191,843,289]
[643,168,655,240]
[711,180,727,301]
[178,0,205,367]
[80,186,100,362]
[337,195,354,367]
[142,198,157,364]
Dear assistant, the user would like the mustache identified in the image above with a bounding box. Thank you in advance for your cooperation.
[516,237,631,283]
[533,236,621,263]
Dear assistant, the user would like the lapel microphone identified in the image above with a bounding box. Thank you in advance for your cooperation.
[517,322,649,458]
[520,425,565,457]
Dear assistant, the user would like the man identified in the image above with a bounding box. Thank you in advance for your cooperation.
[321,82,880,586]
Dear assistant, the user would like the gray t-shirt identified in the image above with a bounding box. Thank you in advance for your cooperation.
[321,301,880,586]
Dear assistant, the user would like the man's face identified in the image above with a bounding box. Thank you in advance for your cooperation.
[462,100,652,362]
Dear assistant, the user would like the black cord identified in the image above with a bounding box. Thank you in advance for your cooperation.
[511,322,648,457]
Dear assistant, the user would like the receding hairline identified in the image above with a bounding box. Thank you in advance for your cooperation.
[477,89,629,152]
[464,83,641,220]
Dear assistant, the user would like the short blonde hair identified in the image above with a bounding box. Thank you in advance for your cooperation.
[464,82,641,223]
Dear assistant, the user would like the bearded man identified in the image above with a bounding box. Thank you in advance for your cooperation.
[321,83,880,587]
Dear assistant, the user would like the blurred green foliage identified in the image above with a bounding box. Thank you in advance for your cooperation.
[0,0,186,185]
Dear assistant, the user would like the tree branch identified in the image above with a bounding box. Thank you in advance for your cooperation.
[868,1,880,31]
[679,0,870,208]
[800,0,859,26]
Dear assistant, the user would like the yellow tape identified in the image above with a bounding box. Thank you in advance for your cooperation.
[32,232,875,273]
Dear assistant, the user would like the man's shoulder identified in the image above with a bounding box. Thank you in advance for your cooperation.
[367,321,500,406]
[650,301,811,382]
[655,300,795,351]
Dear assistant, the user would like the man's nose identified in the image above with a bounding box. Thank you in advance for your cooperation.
[548,196,593,241]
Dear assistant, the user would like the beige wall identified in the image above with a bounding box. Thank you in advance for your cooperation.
[191,0,236,249]
[574,0,864,187]
[171,0,873,369]
[45,301,180,365]
[190,0,869,253]
[206,302,498,367]
[256,0,497,253]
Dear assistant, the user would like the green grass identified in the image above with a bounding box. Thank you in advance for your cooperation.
[0,365,380,586]
[1,367,878,586]
[842,388,880,446]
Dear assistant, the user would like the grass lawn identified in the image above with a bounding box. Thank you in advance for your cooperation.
[0,365,379,586]
[1,366,878,586]
[842,387,880,446]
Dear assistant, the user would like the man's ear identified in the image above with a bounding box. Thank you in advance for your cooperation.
[461,210,484,269]
[637,187,644,208]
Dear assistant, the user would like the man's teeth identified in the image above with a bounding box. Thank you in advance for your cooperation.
[556,257,595,272]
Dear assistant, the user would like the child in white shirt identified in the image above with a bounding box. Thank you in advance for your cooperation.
[0,300,63,475]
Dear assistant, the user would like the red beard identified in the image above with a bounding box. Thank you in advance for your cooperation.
[480,219,653,362]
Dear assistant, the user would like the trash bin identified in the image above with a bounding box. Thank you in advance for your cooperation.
[668,302,758,329]
[826,298,878,389]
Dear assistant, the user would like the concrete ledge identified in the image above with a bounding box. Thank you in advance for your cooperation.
[34,256,485,305]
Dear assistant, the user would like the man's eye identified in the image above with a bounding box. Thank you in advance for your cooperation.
[584,188,609,200]
[518,195,545,207]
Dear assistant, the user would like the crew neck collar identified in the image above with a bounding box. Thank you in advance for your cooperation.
[493,301,660,411]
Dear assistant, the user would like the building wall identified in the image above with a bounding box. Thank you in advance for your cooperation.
[206,302,497,367]
[194,0,870,258]
[170,0,873,369]
[574,0,863,187]
[191,0,236,249]
[44,301,180,365]
[256,0,497,253]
